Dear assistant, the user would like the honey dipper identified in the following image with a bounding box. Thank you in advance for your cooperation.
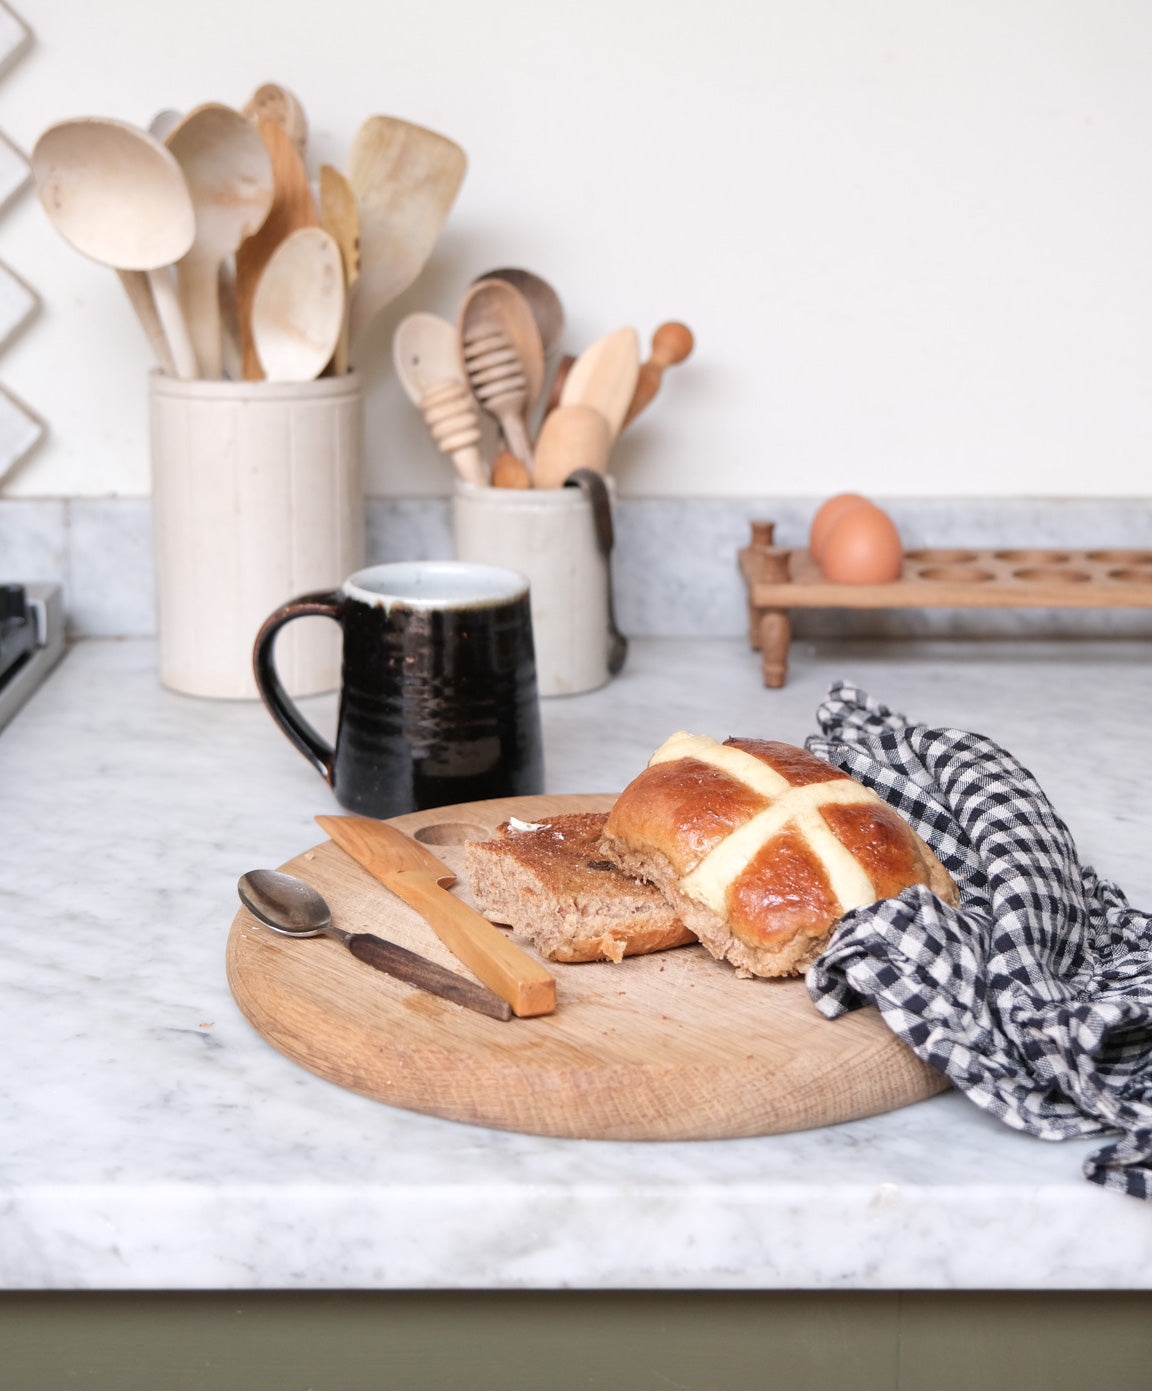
[457,279,545,472]
[393,312,488,485]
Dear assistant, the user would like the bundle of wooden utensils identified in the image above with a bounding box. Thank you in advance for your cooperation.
[394,271,694,488]
[31,83,466,384]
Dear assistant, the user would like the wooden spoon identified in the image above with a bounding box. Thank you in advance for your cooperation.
[320,164,359,374]
[164,103,275,379]
[394,311,486,485]
[473,267,564,355]
[242,83,308,158]
[346,116,466,346]
[621,321,694,428]
[559,326,640,440]
[250,226,345,382]
[532,404,611,490]
[31,117,198,378]
[491,450,532,488]
[457,279,544,471]
[148,109,182,141]
[235,117,318,380]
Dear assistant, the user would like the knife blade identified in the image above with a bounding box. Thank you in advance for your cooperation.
[316,814,557,1018]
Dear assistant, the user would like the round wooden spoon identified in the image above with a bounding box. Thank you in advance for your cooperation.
[250,226,345,382]
[457,278,544,471]
[473,267,564,355]
[165,103,275,378]
[32,117,198,378]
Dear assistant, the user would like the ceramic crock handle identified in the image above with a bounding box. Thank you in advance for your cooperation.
[564,468,628,676]
[252,589,342,781]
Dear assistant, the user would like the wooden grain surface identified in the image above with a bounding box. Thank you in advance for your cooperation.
[741,542,1152,609]
[226,793,949,1140]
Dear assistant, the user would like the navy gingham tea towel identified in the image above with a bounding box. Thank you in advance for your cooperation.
[804,681,1152,1200]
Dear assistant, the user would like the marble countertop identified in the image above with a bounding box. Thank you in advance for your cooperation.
[4,634,1152,1291]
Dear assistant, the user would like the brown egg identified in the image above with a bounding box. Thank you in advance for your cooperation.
[820,503,903,583]
[809,493,872,562]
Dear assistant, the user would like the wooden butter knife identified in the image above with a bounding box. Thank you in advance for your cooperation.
[316,815,556,1018]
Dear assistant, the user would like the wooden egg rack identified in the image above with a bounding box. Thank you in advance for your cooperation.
[739,520,1152,686]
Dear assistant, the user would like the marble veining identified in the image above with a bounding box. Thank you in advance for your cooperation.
[8,495,1152,642]
[2,636,1152,1289]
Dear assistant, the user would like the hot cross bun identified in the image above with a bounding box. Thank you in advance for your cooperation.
[599,732,958,977]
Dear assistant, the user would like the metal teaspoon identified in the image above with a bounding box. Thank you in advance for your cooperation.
[237,869,512,1021]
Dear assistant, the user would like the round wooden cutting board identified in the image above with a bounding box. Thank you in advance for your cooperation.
[225,793,949,1141]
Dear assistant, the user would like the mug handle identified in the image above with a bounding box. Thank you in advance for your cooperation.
[564,468,628,676]
[252,589,343,781]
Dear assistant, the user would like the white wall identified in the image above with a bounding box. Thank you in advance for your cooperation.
[2,0,1152,499]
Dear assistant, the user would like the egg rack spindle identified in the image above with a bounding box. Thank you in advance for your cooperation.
[739,520,1152,687]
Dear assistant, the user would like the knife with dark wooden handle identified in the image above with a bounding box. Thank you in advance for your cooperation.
[316,814,557,1017]
[343,932,512,1020]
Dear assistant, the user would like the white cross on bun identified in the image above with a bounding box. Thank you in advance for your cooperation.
[599,732,958,978]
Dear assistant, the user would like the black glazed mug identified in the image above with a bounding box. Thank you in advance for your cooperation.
[253,561,544,819]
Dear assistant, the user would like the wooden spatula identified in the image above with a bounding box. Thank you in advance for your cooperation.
[316,815,556,1018]
[559,327,641,440]
[235,117,318,380]
[319,164,359,374]
[346,116,466,347]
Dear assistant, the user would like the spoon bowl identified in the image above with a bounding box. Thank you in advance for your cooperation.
[251,225,346,382]
[473,267,564,355]
[238,868,331,936]
[32,116,199,377]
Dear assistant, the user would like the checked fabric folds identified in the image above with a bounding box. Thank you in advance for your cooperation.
[804,681,1152,1200]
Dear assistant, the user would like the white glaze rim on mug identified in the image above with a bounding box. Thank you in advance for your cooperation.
[343,560,529,611]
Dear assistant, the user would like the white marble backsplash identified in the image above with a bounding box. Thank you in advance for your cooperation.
[4,495,1152,640]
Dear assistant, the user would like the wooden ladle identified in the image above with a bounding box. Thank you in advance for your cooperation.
[394,311,486,485]
[165,103,275,378]
[250,226,345,382]
[31,117,198,378]
[457,279,544,471]
[473,267,564,355]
